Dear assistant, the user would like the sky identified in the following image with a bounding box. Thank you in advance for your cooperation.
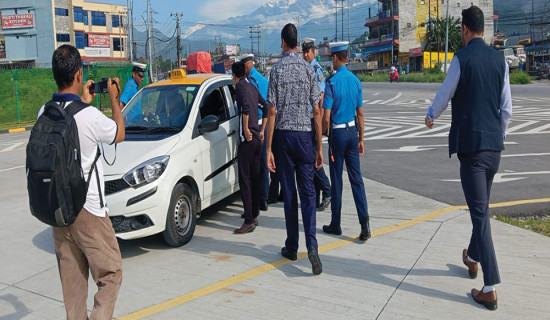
[92,0,275,26]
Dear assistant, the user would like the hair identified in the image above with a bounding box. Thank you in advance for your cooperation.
[52,45,82,90]
[461,5,484,34]
[333,50,348,62]
[281,23,297,49]
[232,61,245,78]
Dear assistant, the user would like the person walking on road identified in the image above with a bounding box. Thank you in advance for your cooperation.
[232,61,268,234]
[266,23,324,275]
[425,5,512,310]
[42,44,125,319]
[321,41,371,241]
[302,38,331,211]
[240,54,271,212]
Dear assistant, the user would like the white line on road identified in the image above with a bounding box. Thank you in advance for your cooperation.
[1,142,25,152]
[380,92,402,105]
[372,92,380,96]
[502,153,550,158]
[506,120,539,133]
[0,165,25,173]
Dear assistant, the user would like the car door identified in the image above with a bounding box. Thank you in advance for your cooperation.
[196,80,238,205]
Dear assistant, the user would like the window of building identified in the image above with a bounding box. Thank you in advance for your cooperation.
[75,31,89,49]
[113,38,124,51]
[112,15,122,27]
[55,8,69,16]
[74,7,83,22]
[91,11,106,26]
[83,10,88,25]
[56,33,70,42]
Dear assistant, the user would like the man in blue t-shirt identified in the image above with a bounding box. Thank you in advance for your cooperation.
[119,62,146,122]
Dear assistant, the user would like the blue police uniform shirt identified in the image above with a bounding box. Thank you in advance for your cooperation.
[322,65,362,124]
[248,66,268,119]
[120,77,143,122]
[309,59,325,113]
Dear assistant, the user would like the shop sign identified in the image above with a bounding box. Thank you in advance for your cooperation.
[409,47,423,57]
[2,14,34,29]
[85,47,111,57]
[88,34,110,47]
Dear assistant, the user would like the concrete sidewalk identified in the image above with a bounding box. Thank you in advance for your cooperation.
[0,165,549,319]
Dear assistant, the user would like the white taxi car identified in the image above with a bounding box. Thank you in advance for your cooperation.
[102,69,239,246]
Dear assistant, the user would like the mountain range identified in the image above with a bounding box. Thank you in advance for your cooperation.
[133,0,549,60]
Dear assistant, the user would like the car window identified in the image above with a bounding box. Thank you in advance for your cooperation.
[225,84,238,118]
[199,85,229,122]
[124,84,199,128]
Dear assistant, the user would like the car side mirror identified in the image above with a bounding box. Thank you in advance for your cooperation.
[198,115,220,135]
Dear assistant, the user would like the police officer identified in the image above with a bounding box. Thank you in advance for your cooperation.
[119,62,146,122]
[321,41,371,241]
[302,38,331,210]
[240,54,270,211]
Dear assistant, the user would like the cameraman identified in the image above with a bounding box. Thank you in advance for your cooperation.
[119,62,146,121]
[38,44,125,319]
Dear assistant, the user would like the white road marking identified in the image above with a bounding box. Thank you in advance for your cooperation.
[502,153,550,158]
[0,165,25,173]
[1,142,25,152]
[380,92,402,105]
[372,92,380,96]
[440,171,550,184]
[506,121,539,133]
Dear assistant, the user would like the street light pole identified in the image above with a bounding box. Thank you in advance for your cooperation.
[444,0,450,72]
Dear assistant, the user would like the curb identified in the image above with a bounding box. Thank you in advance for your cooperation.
[0,126,33,135]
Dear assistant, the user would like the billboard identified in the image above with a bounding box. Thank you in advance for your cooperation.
[225,44,239,56]
[2,14,34,29]
[85,47,111,57]
[423,52,454,69]
[88,34,110,47]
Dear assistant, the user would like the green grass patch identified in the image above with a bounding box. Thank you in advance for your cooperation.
[496,215,550,237]
[358,69,531,84]
[509,70,531,84]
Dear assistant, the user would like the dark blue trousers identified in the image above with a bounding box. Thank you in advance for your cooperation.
[277,130,318,252]
[238,138,262,225]
[311,119,331,202]
[329,127,369,226]
[458,151,501,286]
[268,130,282,201]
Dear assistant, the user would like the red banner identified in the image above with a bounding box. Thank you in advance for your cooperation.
[88,34,110,47]
[409,47,423,57]
[2,14,34,29]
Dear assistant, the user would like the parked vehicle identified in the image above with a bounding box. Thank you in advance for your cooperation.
[535,64,550,80]
[102,69,239,246]
[389,66,399,83]
[500,48,519,69]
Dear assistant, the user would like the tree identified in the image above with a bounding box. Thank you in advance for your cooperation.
[424,16,462,53]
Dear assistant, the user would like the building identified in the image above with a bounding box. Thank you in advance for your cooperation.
[363,0,494,71]
[0,0,127,67]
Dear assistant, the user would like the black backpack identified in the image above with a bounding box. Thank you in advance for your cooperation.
[26,100,102,227]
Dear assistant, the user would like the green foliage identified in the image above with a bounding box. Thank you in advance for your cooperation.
[424,16,463,53]
[497,215,550,237]
[0,63,146,126]
[509,70,531,84]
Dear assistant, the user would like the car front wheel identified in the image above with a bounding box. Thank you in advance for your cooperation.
[163,183,197,247]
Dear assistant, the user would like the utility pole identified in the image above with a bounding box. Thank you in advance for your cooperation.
[171,12,182,68]
[147,0,153,79]
[428,0,432,69]
[436,0,440,65]
[296,15,301,44]
[127,0,133,61]
[335,0,338,41]
[390,0,394,66]
[444,0,449,72]
[249,26,261,55]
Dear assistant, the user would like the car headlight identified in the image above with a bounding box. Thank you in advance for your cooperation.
[123,156,169,188]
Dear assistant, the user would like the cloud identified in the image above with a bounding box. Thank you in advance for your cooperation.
[198,0,274,20]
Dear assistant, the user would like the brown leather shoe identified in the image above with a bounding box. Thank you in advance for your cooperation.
[462,249,478,279]
[234,223,256,234]
[472,288,498,310]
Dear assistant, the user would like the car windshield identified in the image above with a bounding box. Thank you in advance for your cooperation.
[123,84,199,130]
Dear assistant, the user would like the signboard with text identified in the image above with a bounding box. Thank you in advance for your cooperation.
[2,13,34,29]
[423,51,454,69]
[85,47,111,57]
[88,34,110,47]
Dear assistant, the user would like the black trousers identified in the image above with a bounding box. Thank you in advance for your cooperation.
[458,150,501,286]
[238,137,262,225]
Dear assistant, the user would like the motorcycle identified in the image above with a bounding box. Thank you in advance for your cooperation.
[389,68,399,83]
[535,64,550,80]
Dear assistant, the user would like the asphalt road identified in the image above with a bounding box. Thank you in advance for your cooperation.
[1,81,549,216]
[353,81,550,216]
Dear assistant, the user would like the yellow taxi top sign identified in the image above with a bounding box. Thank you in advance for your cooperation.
[169,69,186,80]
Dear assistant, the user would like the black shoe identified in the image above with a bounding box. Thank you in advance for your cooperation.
[259,200,268,211]
[318,196,331,211]
[359,217,371,241]
[308,246,322,275]
[267,198,278,204]
[281,247,297,261]
[322,224,342,235]
[254,218,258,226]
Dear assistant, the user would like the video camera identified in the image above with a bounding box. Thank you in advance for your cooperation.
[89,78,119,95]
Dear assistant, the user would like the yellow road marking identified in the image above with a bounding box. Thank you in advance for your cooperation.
[8,128,26,133]
[117,198,550,320]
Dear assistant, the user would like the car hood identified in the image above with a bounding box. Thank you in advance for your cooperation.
[102,134,181,177]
